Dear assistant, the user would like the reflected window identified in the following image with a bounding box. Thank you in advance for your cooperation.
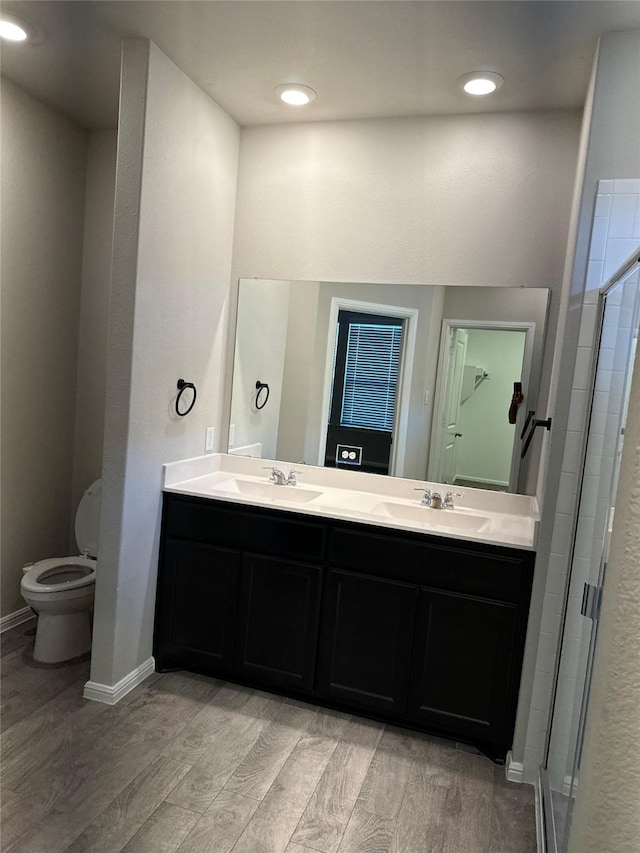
[326,310,405,475]
[336,313,404,431]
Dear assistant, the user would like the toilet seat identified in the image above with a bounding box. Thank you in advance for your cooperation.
[21,556,96,595]
[20,480,101,663]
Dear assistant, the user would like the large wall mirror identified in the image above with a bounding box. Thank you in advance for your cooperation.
[229,280,550,495]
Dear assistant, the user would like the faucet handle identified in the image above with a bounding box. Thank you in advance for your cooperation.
[414,486,432,506]
[262,466,284,483]
[287,469,302,486]
[443,490,464,508]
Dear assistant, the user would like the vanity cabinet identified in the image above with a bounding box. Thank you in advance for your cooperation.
[408,588,520,743]
[235,554,321,692]
[315,569,416,716]
[156,539,239,674]
[154,493,534,760]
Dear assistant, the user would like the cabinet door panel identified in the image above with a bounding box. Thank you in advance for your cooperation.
[155,539,240,672]
[317,569,416,716]
[409,588,518,745]
[235,554,321,692]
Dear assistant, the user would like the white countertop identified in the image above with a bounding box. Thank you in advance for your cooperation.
[162,453,539,550]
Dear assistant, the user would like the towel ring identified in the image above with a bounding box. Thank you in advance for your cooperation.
[175,379,197,417]
[255,381,270,410]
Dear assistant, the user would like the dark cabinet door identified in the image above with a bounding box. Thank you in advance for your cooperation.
[234,554,322,693]
[408,587,519,746]
[154,539,240,673]
[316,569,417,717]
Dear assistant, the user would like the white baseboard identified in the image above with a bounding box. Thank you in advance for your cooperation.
[453,475,509,488]
[506,750,525,783]
[0,605,36,633]
[83,656,155,705]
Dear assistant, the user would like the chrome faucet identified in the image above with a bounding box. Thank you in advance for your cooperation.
[414,487,453,509]
[286,469,302,486]
[264,466,288,485]
[263,467,301,486]
[414,487,434,507]
[443,491,464,509]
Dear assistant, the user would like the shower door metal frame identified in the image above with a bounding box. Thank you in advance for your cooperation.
[539,250,640,853]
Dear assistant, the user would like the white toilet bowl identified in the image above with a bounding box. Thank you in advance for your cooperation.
[21,481,101,663]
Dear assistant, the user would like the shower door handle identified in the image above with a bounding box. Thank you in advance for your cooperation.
[581,582,602,622]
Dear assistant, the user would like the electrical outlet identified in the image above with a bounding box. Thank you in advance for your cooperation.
[229,424,235,446]
[205,426,215,452]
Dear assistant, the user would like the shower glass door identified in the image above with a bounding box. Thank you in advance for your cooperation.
[543,255,640,853]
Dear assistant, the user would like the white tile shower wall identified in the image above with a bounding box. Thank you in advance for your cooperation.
[524,180,640,781]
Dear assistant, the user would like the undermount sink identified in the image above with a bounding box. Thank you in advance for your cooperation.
[372,501,491,532]
[212,478,323,504]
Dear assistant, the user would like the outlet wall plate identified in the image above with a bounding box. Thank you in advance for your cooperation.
[205,426,215,452]
[335,444,363,466]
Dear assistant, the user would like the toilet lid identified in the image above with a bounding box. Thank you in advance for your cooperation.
[75,479,102,558]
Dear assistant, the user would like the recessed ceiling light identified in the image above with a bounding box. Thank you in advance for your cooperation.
[458,72,504,96]
[0,14,31,42]
[275,84,317,107]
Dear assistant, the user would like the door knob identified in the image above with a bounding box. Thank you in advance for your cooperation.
[454,432,463,437]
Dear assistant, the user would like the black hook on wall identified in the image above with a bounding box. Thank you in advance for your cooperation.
[521,416,552,459]
[175,379,197,417]
[255,380,270,410]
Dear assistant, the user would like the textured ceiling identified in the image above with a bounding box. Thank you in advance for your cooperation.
[1,1,639,129]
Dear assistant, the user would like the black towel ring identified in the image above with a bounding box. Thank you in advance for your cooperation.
[255,380,270,410]
[175,379,197,417]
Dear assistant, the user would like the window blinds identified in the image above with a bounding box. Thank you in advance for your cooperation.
[340,322,403,431]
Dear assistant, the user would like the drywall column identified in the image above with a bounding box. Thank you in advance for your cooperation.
[89,39,239,690]
[71,130,117,523]
[568,338,640,853]
[0,80,87,619]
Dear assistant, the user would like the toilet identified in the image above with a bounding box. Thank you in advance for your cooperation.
[21,480,101,664]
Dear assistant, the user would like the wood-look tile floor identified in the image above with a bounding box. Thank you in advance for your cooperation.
[1,620,537,853]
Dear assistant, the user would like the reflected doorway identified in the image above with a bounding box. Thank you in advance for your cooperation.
[429,322,533,491]
[324,310,405,475]
[317,298,419,477]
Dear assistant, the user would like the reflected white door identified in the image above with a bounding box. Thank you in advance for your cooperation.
[439,329,467,484]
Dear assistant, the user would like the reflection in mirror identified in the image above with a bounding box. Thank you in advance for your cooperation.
[229,280,550,494]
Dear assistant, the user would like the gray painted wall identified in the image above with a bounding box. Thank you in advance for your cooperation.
[0,79,87,618]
